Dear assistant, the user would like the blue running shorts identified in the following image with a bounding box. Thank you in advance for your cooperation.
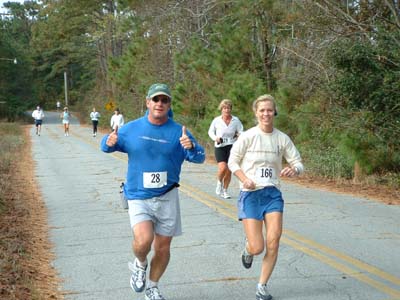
[238,186,284,221]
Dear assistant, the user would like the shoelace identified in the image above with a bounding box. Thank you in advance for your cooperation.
[132,263,146,283]
[134,266,146,278]
[257,284,269,295]
[147,287,163,300]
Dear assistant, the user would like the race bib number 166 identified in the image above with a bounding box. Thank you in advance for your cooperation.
[255,167,276,185]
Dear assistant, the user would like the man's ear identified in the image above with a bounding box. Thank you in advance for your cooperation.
[145,98,151,108]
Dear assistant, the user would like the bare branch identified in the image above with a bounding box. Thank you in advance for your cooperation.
[384,0,400,28]
[279,45,330,82]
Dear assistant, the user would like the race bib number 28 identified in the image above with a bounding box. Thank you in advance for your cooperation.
[143,171,167,188]
[255,167,276,185]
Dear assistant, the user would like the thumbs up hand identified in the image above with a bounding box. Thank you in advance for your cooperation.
[180,126,194,150]
[106,125,118,147]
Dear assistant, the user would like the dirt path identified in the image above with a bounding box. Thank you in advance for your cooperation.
[0,126,62,300]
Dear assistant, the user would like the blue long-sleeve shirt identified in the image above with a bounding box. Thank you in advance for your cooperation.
[101,116,205,199]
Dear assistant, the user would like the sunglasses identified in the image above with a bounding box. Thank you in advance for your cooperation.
[152,96,170,104]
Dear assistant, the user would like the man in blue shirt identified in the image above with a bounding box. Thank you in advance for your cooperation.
[101,83,205,300]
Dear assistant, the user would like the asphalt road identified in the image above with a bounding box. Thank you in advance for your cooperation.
[30,111,400,300]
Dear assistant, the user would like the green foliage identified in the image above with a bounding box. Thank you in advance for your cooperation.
[326,34,400,173]
[273,85,303,137]
[1,0,399,182]
[31,0,98,107]
[299,144,354,179]
[106,7,179,121]
[278,95,354,179]
[173,12,268,141]
[0,4,36,120]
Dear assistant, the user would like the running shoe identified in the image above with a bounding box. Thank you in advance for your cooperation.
[256,283,272,300]
[241,240,253,269]
[145,286,166,300]
[128,259,147,293]
[215,181,223,195]
[222,189,231,199]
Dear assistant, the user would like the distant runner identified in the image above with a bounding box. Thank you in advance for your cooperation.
[32,105,44,136]
[60,107,71,136]
[110,108,124,131]
[90,107,100,137]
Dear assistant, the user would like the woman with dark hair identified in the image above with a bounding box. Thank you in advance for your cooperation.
[110,108,124,131]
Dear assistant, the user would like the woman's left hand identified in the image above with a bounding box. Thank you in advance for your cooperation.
[280,166,298,177]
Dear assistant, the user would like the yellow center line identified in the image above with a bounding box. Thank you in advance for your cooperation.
[179,185,237,220]
[181,182,236,210]
[282,237,400,299]
[179,181,400,297]
[284,229,400,287]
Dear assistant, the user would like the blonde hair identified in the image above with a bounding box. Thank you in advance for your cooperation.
[218,99,232,110]
[252,94,277,113]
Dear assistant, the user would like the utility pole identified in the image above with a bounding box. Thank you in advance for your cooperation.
[64,71,68,106]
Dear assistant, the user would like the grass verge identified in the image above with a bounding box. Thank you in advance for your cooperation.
[0,123,62,300]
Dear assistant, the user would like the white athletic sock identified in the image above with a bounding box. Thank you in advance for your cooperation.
[136,258,148,268]
[147,280,158,288]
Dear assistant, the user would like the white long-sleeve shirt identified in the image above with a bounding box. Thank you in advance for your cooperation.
[110,114,124,129]
[90,111,100,121]
[228,126,304,191]
[208,115,243,147]
[32,109,44,120]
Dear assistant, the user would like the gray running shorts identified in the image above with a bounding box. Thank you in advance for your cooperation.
[127,188,182,237]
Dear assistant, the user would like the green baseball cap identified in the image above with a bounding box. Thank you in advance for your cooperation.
[147,83,172,99]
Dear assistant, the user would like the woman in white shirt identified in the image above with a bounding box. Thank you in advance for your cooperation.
[208,99,243,199]
[90,107,101,137]
[61,107,71,136]
[110,108,124,131]
[228,94,304,300]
